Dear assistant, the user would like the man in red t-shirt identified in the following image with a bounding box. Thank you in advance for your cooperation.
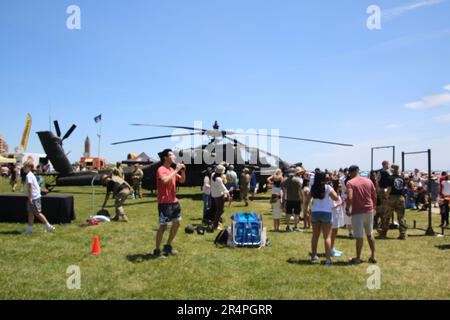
[345,165,377,264]
[153,149,186,258]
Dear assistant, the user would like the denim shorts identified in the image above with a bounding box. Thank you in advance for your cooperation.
[158,203,182,225]
[311,211,332,225]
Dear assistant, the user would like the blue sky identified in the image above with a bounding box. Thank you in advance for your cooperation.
[1,0,449,170]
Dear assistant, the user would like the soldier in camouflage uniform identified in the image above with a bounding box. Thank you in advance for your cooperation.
[386,164,408,240]
[376,160,392,238]
[112,162,124,179]
[132,163,144,199]
[239,168,251,207]
[101,175,134,222]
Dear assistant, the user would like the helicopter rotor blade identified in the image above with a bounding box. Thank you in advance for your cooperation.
[130,123,207,133]
[53,121,62,138]
[223,135,279,159]
[228,132,353,147]
[111,132,203,145]
[62,125,77,141]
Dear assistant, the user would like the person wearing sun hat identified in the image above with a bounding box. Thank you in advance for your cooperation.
[225,165,238,207]
[211,165,230,230]
[430,174,440,209]
[282,167,303,232]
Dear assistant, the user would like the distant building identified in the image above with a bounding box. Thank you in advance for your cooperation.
[84,136,91,157]
[135,152,156,163]
[0,134,9,153]
[80,157,106,170]
[122,152,156,166]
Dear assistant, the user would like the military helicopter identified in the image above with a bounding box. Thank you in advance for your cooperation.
[112,121,353,192]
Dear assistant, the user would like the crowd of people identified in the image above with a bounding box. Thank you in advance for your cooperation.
[200,160,450,264]
[3,154,449,262]
[0,163,48,193]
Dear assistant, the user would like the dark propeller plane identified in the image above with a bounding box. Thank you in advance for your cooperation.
[37,121,111,189]
[36,121,158,190]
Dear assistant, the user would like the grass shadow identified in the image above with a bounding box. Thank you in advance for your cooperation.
[334,235,354,240]
[122,200,157,207]
[126,253,159,263]
[374,237,400,241]
[0,230,22,235]
[177,194,204,201]
[287,258,353,267]
[51,190,102,195]
[287,258,312,265]
[407,234,430,238]
[435,244,450,250]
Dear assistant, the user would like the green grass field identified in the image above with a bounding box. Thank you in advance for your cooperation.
[0,177,449,300]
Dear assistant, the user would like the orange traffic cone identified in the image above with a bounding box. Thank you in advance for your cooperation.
[91,235,101,255]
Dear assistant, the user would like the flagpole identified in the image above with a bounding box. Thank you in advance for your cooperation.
[98,115,102,160]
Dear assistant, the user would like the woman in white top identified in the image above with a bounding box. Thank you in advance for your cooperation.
[330,181,345,257]
[441,175,450,196]
[202,167,213,223]
[211,165,230,230]
[307,171,339,265]
[441,174,450,227]
[301,172,312,229]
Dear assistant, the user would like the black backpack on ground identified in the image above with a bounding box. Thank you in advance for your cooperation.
[214,229,229,247]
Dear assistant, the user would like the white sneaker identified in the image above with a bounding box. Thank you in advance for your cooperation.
[45,225,56,233]
[23,230,33,235]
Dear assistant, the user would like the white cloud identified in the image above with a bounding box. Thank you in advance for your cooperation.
[444,84,450,91]
[404,93,450,109]
[385,124,400,129]
[435,114,450,122]
[382,0,445,20]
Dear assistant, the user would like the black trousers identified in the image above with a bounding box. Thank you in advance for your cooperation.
[441,199,449,225]
[213,196,225,228]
